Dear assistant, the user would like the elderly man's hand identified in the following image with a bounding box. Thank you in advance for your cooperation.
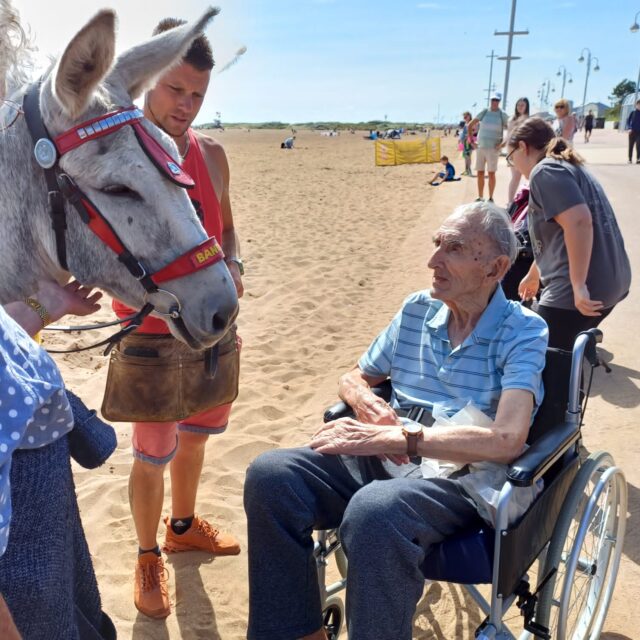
[352,390,401,427]
[309,418,410,465]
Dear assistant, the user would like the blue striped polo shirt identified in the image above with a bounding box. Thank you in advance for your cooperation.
[358,287,548,422]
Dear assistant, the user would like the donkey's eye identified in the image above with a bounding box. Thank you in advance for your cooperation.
[101,184,142,200]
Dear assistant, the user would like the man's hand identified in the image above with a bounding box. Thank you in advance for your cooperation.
[309,417,409,465]
[352,389,401,427]
[226,261,244,298]
[35,280,102,322]
[573,283,603,316]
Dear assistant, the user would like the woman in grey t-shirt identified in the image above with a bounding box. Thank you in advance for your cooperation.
[505,117,631,350]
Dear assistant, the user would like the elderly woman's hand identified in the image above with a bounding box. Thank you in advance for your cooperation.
[35,280,102,322]
[0,594,21,640]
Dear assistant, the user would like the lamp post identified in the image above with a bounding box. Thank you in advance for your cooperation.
[578,48,600,117]
[486,50,498,107]
[632,11,640,108]
[494,0,529,110]
[556,65,573,98]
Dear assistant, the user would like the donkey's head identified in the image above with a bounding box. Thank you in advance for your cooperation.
[35,8,237,349]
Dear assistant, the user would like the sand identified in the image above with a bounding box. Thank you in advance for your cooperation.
[45,128,638,639]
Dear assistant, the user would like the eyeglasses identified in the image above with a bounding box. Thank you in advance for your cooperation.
[554,106,566,111]
[505,147,518,167]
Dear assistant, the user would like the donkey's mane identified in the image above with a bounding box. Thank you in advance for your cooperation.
[0,0,34,99]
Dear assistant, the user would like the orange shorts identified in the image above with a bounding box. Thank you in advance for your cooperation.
[131,335,241,465]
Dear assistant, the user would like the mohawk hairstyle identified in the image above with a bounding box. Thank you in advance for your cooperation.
[153,17,215,71]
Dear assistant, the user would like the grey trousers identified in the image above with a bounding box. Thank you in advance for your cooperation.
[244,447,482,640]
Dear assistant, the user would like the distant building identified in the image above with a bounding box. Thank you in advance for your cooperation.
[574,102,608,117]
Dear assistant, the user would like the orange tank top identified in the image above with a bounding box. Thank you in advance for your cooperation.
[112,129,223,333]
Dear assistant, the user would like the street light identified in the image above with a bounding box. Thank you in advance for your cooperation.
[632,11,640,108]
[578,48,600,117]
[556,65,573,98]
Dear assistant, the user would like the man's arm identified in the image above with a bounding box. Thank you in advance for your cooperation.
[338,366,400,426]
[310,388,533,465]
[196,134,244,297]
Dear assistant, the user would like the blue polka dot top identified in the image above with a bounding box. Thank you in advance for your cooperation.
[0,305,73,557]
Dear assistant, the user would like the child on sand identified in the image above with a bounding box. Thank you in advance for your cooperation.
[429,156,459,186]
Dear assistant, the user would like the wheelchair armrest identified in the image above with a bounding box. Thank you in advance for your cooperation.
[323,380,392,423]
[507,422,580,488]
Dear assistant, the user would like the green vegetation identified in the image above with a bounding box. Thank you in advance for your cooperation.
[606,79,637,120]
[196,120,442,131]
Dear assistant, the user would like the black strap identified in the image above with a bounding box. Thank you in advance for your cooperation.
[204,343,219,379]
[22,83,69,270]
[45,304,155,355]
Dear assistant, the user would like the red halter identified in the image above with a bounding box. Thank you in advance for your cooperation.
[23,83,228,350]
[47,104,224,288]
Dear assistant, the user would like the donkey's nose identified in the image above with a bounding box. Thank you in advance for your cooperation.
[212,311,229,334]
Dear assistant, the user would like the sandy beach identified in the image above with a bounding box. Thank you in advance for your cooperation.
[46,128,639,639]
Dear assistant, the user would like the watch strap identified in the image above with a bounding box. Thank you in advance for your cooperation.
[225,256,244,276]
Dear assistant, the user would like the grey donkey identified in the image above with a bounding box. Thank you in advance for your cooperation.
[0,1,238,349]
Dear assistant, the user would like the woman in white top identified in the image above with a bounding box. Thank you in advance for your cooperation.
[506,97,530,203]
[553,98,577,144]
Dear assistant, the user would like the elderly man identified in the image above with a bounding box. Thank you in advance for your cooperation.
[243,202,548,640]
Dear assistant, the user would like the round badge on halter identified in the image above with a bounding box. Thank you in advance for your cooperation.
[34,138,57,169]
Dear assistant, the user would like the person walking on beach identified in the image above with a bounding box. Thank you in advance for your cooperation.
[506,97,530,204]
[627,99,640,164]
[467,92,509,202]
[584,110,594,143]
[111,18,245,619]
[507,117,631,350]
[459,111,475,176]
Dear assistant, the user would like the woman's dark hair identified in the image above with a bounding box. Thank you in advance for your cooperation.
[509,116,584,166]
[514,97,530,118]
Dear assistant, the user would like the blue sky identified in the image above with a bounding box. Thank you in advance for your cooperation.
[16,0,640,123]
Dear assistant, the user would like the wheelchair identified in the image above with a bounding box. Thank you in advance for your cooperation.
[314,329,627,640]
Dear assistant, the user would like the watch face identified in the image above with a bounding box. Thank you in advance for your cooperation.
[403,423,422,436]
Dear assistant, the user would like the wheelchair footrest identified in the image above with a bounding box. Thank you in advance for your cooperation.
[514,574,554,640]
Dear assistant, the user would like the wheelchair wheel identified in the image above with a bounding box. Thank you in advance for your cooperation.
[322,595,345,640]
[536,451,627,639]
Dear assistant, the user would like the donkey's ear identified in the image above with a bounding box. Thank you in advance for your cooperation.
[51,10,116,118]
[107,7,219,101]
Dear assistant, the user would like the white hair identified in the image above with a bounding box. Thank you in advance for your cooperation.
[0,0,33,100]
[450,201,518,265]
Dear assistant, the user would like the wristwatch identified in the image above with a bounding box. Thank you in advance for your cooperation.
[401,422,424,457]
[225,256,244,276]
[24,297,52,328]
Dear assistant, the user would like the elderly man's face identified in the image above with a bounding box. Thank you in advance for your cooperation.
[427,218,499,302]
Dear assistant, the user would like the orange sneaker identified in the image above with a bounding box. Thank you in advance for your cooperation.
[162,515,241,556]
[134,552,171,619]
